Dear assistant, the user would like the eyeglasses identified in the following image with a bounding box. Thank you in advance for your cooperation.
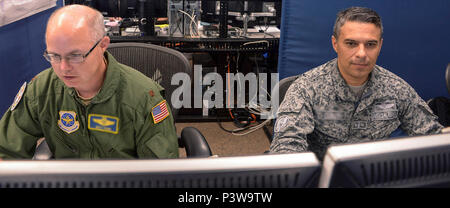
[43,38,103,64]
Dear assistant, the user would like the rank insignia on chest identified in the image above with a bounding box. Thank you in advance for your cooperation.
[88,114,119,134]
[152,100,170,124]
[58,111,80,134]
[10,82,27,111]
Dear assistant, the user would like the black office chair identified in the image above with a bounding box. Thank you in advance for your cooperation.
[276,75,300,106]
[263,75,299,143]
[107,42,191,120]
[107,42,212,157]
[33,42,212,159]
[427,63,450,127]
[107,42,211,157]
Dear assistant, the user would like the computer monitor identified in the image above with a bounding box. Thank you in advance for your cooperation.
[227,1,267,27]
[319,133,450,188]
[83,0,168,36]
[228,1,263,13]
[0,153,321,188]
[201,1,281,29]
[85,0,167,18]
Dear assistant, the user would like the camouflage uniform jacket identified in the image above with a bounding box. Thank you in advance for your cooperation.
[270,59,443,159]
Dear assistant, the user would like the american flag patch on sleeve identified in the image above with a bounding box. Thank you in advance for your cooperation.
[151,100,170,124]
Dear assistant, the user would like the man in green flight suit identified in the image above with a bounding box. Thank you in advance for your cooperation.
[0,4,179,159]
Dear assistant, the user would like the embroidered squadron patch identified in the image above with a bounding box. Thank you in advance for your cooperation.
[152,100,170,124]
[88,114,119,134]
[10,82,27,111]
[58,111,80,134]
[274,116,290,133]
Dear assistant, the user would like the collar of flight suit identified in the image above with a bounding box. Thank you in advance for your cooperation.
[64,51,121,105]
[330,58,383,113]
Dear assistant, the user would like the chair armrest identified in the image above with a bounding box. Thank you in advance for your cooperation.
[179,127,212,157]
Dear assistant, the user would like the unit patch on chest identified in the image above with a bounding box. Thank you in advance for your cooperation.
[88,114,119,134]
[58,111,80,134]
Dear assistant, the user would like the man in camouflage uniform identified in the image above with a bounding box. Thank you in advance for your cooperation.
[0,5,178,159]
[270,7,443,160]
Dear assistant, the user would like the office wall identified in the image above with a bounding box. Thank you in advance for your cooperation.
[278,0,450,100]
[0,0,63,116]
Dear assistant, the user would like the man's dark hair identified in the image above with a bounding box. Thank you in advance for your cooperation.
[333,7,383,39]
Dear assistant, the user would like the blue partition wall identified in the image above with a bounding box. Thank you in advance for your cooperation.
[0,1,63,116]
[278,0,450,100]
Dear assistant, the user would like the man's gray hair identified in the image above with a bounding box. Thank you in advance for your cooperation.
[333,7,383,39]
[90,8,106,43]
[46,5,106,43]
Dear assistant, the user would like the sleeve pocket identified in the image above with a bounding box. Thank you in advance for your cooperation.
[143,133,177,159]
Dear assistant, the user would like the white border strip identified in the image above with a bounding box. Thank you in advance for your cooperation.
[0,152,320,175]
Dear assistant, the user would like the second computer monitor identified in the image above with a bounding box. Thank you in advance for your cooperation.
[319,133,450,188]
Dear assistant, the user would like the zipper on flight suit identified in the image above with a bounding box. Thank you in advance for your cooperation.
[347,100,360,139]
[53,128,78,154]
[348,89,371,139]
[43,118,77,154]
[80,104,95,159]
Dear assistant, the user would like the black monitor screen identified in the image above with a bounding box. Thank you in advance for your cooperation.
[319,133,450,188]
[0,153,321,188]
[228,1,263,13]
[84,0,167,18]
[201,1,217,23]
[201,1,281,28]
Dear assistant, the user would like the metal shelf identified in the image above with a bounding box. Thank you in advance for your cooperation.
[109,36,279,52]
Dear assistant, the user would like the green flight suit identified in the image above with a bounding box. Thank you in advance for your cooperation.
[0,52,179,159]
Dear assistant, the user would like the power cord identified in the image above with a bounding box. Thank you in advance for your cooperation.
[217,49,276,136]
[178,9,199,37]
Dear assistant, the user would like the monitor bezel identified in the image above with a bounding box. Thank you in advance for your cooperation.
[0,152,321,188]
[319,133,450,188]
